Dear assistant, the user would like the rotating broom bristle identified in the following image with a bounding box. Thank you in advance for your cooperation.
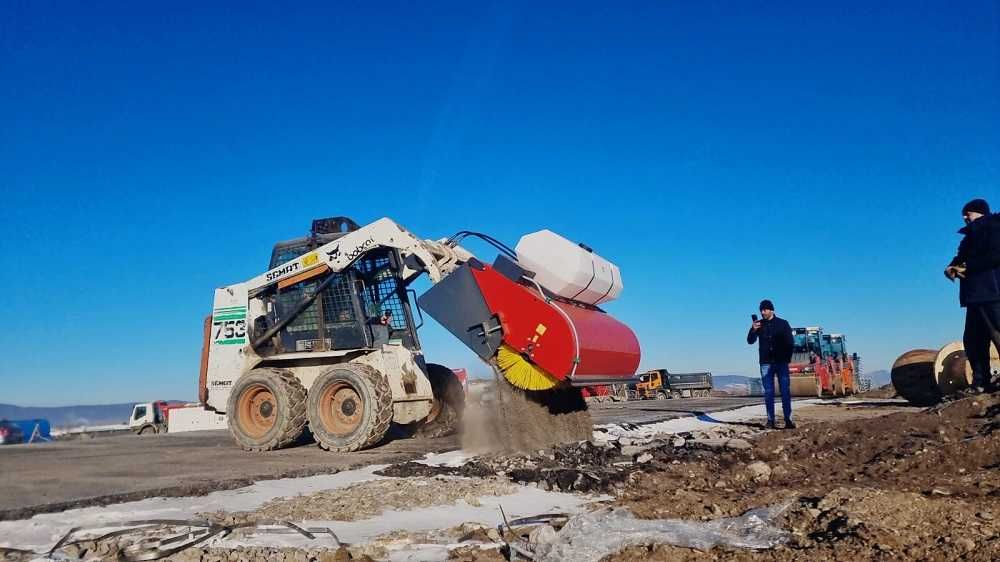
[495,344,560,391]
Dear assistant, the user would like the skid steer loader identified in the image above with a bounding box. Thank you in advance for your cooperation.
[200,216,641,452]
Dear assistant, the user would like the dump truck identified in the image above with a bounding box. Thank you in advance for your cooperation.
[128,401,182,435]
[631,369,713,399]
[198,217,642,452]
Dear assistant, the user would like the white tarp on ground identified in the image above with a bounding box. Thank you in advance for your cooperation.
[0,452,595,559]
[593,399,823,440]
[534,504,791,562]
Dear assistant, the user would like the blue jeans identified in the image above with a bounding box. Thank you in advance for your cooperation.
[759,363,792,424]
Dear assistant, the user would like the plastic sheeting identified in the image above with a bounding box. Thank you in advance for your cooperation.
[6,419,51,442]
[532,504,792,562]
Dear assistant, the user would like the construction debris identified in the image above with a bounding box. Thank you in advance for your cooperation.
[379,428,755,496]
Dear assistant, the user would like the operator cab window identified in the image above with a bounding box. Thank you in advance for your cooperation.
[133,406,146,421]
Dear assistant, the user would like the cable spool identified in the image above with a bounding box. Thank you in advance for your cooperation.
[890,348,941,406]
[891,341,999,405]
[933,341,972,395]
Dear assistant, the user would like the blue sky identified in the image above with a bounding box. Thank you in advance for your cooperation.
[1,2,997,406]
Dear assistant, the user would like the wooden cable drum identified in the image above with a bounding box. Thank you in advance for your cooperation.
[933,341,972,396]
[890,349,940,406]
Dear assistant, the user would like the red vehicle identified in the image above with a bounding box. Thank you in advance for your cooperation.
[581,385,612,402]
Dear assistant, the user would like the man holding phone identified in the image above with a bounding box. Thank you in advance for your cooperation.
[747,299,795,429]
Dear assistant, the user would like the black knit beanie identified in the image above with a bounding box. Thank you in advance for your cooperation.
[759,299,775,312]
[962,198,990,216]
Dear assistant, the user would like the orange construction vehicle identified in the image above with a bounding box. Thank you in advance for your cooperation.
[788,327,859,397]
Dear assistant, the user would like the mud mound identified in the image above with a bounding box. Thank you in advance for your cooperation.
[600,393,1000,561]
[607,487,1000,562]
[752,393,1000,499]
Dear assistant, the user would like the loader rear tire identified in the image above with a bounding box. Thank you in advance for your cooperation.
[308,363,393,452]
[228,369,307,452]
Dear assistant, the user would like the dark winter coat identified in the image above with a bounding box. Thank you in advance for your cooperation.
[950,213,1000,306]
[747,316,794,364]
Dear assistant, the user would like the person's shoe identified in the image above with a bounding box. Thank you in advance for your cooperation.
[765,420,776,429]
[783,420,796,430]
[962,386,985,396]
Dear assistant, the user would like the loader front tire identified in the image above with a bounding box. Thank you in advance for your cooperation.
[417,363,465,438]
[307,363,393,452]
[228,369,307,452]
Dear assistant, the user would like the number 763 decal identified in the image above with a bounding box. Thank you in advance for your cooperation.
[214,319,247,344]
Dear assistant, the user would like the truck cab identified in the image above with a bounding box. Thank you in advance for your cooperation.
[129,401,169,435]
[635,370,665,399]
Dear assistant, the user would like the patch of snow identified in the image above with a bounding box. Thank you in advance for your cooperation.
[51,423,128,436]
[416,450,472,467]
[0,464,390,551]
[593,400,822,441]
[0,462,598,561]
[221,484,595,550]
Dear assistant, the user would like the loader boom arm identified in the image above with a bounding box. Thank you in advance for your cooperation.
[244,217,472,296]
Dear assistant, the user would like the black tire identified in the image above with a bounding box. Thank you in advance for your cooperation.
[307,363,393,452]
[656,391,668,400]
[418,363,465,438]
[137,424,154,435]
[227,368,307,452]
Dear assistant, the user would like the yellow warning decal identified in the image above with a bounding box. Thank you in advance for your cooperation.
[303,252,319,266]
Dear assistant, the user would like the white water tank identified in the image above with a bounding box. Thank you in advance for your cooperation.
[515,230,623,306]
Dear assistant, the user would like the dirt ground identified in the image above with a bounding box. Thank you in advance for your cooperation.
[5,396,997,562]
[606,395,1000,561]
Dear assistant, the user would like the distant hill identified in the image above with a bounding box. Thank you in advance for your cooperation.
[713,374,754,387]
[712,374,753,395]
[864,369,891,387]
[0,403,139,428]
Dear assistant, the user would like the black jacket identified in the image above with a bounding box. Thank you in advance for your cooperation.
[950,213,1000,306]
[747,316,794,364]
